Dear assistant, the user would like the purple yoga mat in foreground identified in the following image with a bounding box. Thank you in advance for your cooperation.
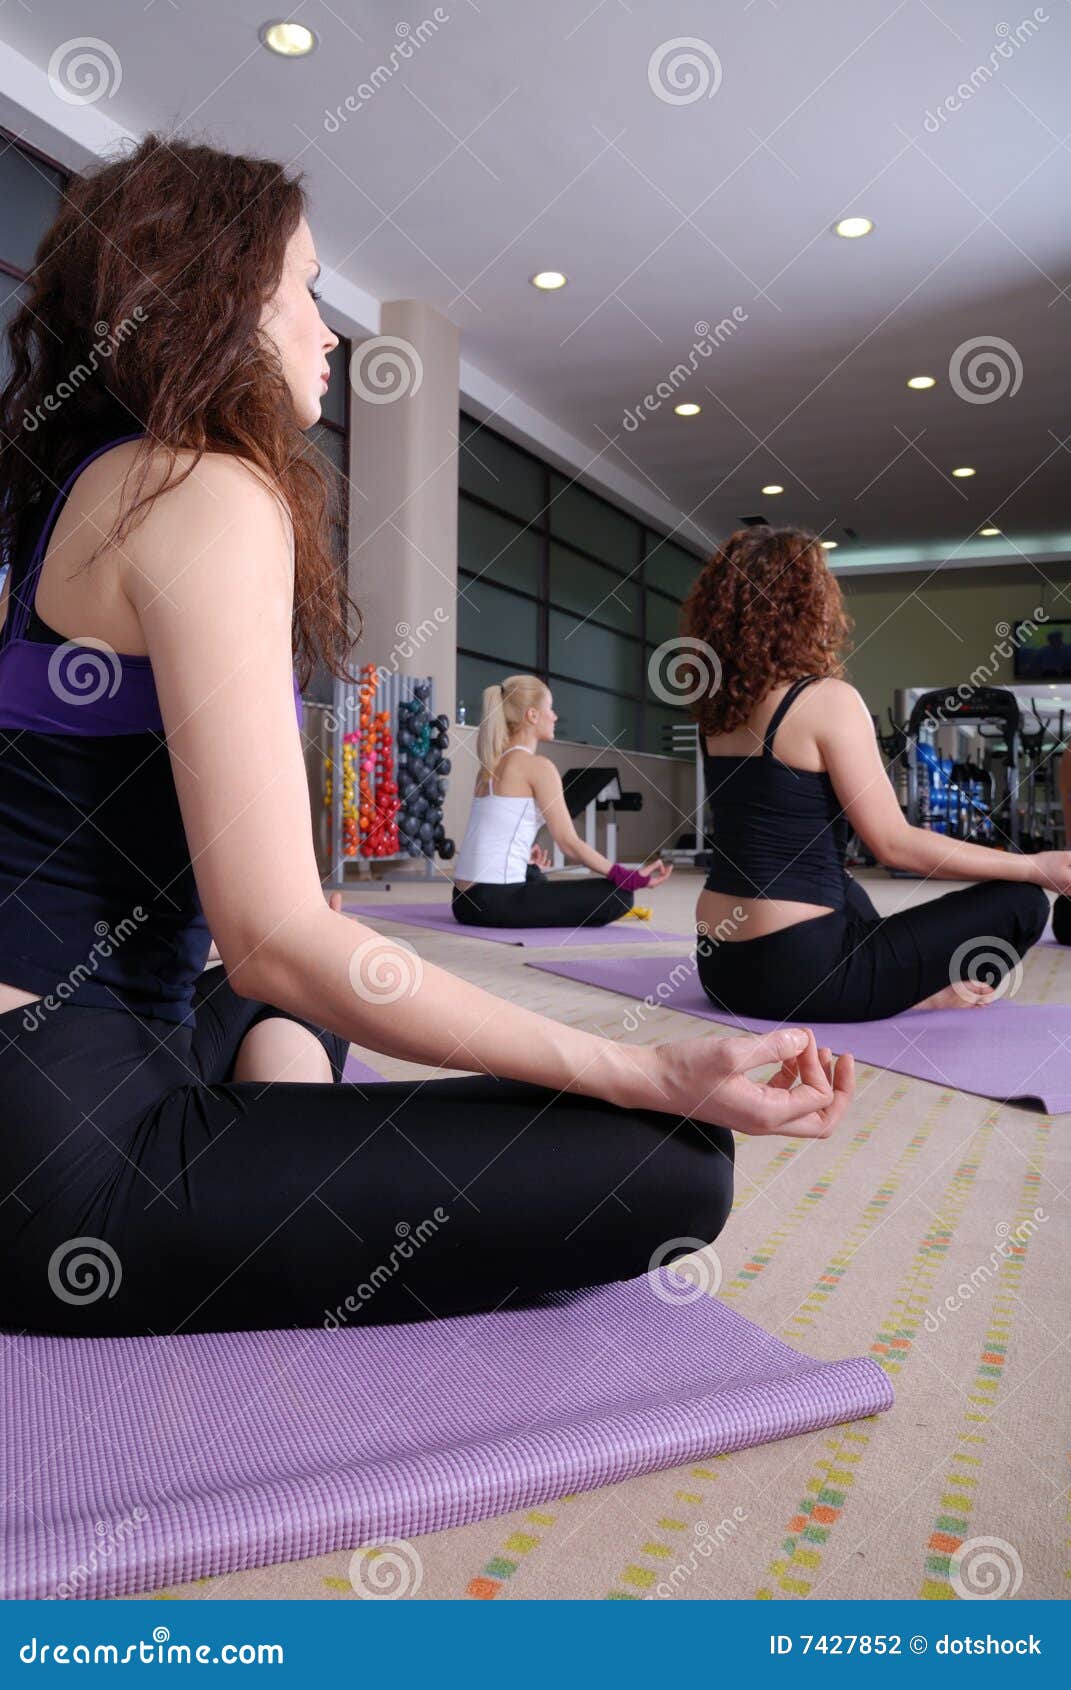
[344,899,684,946]
[2,1273,891,1601]
[527,954,1071,1113]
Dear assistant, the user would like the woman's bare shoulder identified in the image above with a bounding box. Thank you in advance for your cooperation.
[118,445,294,594]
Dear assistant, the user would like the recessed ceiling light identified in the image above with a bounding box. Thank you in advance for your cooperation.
[674,402,701,417]
[952,466,976,478]
[530,271,567,290]
[833,216,873,239]
[980,526,1001,536]
[761,484,784,495]
[259,21,317,55]
[821,540,839,550]
[907,375,936,389]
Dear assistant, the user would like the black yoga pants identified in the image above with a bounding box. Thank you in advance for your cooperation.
[697,873,1050,1023]
[452,862,634,929]
[0,963,733,1336]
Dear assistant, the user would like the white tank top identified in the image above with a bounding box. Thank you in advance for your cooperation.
[454,746,544,885]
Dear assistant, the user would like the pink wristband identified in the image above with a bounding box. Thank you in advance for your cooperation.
[608,862,652,892]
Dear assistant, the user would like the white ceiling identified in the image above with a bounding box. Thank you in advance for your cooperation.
[2,0,1069,568]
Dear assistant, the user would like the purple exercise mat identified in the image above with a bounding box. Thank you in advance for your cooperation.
[344,900,683,946]
[1,1272,891,1601]
[526,954,1071,1113]
[342,1053,387,1085]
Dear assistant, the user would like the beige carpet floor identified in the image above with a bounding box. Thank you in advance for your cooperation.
[131,869,1070,1603]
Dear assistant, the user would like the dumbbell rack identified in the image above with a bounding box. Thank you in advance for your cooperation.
[313,671,439,889]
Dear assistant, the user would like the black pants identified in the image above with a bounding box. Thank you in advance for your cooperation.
[697,874,1050,1023]
[452,862,634,929]
[0,965,733,1336]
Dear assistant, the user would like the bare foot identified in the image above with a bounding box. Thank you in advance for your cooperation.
[914,981,996,1011]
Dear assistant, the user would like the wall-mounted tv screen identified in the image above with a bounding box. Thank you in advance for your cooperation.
[1013,619,1071,679]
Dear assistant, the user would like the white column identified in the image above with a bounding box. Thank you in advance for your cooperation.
[347,300,460,729]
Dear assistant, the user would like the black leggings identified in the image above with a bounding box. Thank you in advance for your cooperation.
[697,874,1050,1023]
[0,965,733,1336]
[452,863,634,929]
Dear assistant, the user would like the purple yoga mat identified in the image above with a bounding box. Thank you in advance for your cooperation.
[342,1053,386,1085]
[527,954,1071,1113]
[344,900,683,946]
[1,1272,891,1601]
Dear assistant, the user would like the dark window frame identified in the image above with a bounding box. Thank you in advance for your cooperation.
[458,410,703,754]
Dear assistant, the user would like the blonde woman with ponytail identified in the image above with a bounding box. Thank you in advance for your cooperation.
[453,675,670,929]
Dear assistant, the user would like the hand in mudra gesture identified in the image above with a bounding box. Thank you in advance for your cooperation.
[654,1026,854,1140]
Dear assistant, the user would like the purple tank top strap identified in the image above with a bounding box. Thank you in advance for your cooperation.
[6,430,146,643]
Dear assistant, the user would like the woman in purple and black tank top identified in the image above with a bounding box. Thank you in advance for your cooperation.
[681,526,1057,1023]
[0,136,852,1338]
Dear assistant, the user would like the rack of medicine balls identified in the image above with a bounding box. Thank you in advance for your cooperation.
[322,667,456,884]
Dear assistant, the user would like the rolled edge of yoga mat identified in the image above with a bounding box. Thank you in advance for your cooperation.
[3,1273,892,1601]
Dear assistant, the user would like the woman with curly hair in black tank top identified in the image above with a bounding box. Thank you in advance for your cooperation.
[685,526,1057,1024]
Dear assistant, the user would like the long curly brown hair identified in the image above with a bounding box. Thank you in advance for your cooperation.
[0,131,360,687]
[680,526,851,735]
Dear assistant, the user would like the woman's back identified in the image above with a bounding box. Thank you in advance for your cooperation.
[454,745,543,886]
[0,431,212,1020]
[697,676,852,937]
[703,680,827,770]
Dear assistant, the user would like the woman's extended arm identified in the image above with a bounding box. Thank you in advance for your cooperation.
[527,760,614,874]
[817,679,1071,892]
[527,760,671,885]
[121,452,849,1140]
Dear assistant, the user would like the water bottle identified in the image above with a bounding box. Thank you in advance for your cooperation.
[456,700,467,726]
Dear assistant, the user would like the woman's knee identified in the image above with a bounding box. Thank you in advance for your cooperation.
[998,880,1049,947]
[690,1129,736,1244]
[596,880,633,924]
[641,1128,736,1268]
[235,1011,347,1084]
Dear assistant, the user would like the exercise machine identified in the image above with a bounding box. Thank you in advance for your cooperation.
[902,685,1021,851]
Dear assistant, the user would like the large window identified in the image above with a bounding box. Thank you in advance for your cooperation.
[457,412,704,754]
[0,132,69,596]
[0,131,68,410]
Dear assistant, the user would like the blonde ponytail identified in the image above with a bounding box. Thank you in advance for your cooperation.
[475,674,547,788]
[476,684,508,789]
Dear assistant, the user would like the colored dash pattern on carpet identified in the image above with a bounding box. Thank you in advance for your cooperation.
[466,1503,579,1599]
[756,1108,1053,1599]
[917,1119,1052,1600]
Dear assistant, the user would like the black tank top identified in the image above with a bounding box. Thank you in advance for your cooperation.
[0,428,212,1022]
[701,676,851,908]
